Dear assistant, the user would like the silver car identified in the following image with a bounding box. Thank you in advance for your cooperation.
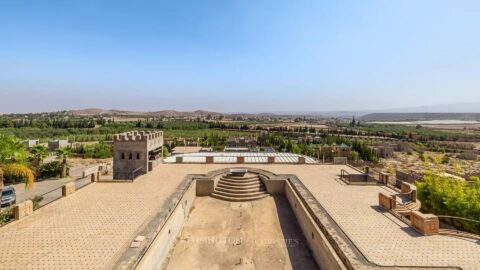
[1,186,16,207]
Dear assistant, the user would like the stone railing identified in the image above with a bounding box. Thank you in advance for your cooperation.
[410,211,439,235]
[174,155,310,164]
[340,167,378,185]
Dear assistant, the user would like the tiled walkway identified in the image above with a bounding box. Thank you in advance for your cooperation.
[0,166,189,269]
[0,164,479,269]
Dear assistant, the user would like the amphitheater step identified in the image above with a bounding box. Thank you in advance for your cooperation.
[216,183,263,190]
[211,173,269,202]
[394,201,422,215]
[221,175,259,181]
[219,177,261,183]
[212,190,268,198]
[211,193,270,202]
[216,186,266,194]
[439,229,480,241]
[218,179,260,186]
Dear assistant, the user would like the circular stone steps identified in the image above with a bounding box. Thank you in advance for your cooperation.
[217,179,260,186]
[216,186,266,194]
[216,183,263,190]
[211,174,269,202]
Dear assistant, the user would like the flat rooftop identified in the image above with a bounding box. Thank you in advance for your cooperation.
[163,152,318,164]
[0,164,479,269]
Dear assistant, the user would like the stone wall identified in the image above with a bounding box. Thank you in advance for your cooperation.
[333,157,347,165]
[14,200,33,220]
[135,180,197,270]
[285,182,347,270]
[410,211,439,235]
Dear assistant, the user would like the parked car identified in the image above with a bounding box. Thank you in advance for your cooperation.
[1,186,16,207]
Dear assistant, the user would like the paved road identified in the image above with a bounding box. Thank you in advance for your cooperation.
[2,163,96,207]
[12,177,76,204]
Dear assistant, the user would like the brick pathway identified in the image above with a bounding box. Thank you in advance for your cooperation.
[0,166,189,269]
[0,164,479,269]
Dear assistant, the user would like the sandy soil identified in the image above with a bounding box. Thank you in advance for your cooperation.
[382,152,480,176]
[166,196,317,270]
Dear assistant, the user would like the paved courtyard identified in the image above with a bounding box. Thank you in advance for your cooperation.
[0,164,479,269]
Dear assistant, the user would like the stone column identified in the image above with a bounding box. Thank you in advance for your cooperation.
[62,182,76,197]
[237,156,245,164]
[298,156,305,164]
[14,200,33,220]
[410,211,439,235]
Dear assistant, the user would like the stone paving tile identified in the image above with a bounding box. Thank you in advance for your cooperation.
[262,165,480,270]
[0,165,191,269]
[0,164,479,269]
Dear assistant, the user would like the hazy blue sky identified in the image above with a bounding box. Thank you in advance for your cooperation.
[1,0,479,113]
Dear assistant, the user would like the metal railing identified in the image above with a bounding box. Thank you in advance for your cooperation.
[131,167,144,180]
[438,215,480,235]
[340,169,379,185]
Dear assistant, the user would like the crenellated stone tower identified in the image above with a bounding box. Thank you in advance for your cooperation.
[113,130,163,180]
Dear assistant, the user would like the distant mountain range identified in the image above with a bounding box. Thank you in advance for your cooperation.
[58,101,480,121]
[70,108,225,117]
[359,113,480,122]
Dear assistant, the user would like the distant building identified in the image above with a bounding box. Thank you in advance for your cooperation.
[113,130,163,180]
[48,140,69,151]
[336,143,352,158]
[226,137,257,148]
[372,144,394,158]
[24,139,39,150]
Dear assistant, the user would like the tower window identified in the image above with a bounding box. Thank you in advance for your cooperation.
[129,153,132,160]
[121,153,125,159]
[136,153,140,160]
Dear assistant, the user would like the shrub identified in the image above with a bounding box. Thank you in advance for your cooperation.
[39,161,63,179]
[0,206,14,226]
[81,142,112,159]
[32,195,44,210]
[416,172,480,234]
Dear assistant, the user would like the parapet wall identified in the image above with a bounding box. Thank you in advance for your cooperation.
[284,181,347,270]
[114,130,163,142]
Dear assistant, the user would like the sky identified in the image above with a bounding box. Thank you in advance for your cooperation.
[1,0,480,113]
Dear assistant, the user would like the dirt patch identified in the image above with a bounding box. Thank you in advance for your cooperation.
[165,196,317,270]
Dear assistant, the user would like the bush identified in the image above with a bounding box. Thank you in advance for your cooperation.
[39,161,62,179]
[32,195,43,210]
[72,142,112,159]
[441,155,450,164]
[0,206,14,226]
[417,172,480,234]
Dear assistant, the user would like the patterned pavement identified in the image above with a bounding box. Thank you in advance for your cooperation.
[0,164,478,269]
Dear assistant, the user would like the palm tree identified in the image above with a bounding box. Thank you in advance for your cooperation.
[31,144,49,180]
[56,148,72,178]
[0,167,3,194]
[0,134,34,190]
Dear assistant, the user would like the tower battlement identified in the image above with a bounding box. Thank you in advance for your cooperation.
[114,130,163,142]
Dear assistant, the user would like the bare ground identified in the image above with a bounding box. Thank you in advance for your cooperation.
[165,196,317,270]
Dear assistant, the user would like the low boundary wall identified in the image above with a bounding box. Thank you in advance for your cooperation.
[284,181,346,270]
[134,181,196,270]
